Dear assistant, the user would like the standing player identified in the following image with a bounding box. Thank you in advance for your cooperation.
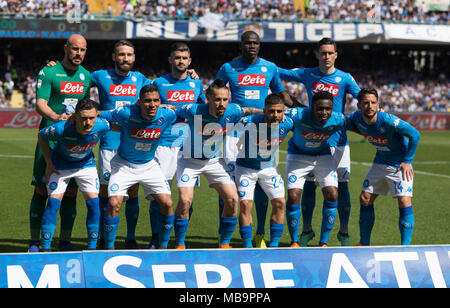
[348,88,420,246]
[285,91,352,247]
[38,99,109,251]
[174,79,263,249]
[29,34,91,252]
[236,93,293,248]
[216,30,301,248]
[100,85,176,250]
[148,42,206,249]
[91,40,153,249]
[279,37,361,246]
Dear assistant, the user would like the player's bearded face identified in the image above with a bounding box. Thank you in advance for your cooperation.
[264,104,284,125]
[113,45,135,73]
[139,91,161,119]
[359,94,379,119]
[76,108,97,134]
[208,88,229,117]
[313,99,333,125]
[66,43,86,66]
[170,51,191,74]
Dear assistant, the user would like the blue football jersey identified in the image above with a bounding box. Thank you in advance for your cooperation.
[216,57,285,110]
[101,105,176,165]
[236,114,293,170]
[39,118,110,170]
[287,107,350,156]
[279,66,360,147]
[176,103,244,160]
[348,111,420,167]
[153,74,206,147]
[91,69,153,150]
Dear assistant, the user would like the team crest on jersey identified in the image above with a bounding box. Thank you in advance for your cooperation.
[261,66,268,73]
[189,81,196,88]
[334,77,342,82]
[132,75,137,82]
[79,73,85,81]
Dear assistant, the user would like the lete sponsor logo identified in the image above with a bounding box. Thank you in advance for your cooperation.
[238,74,266,86]
[167,90,195,103]
[302,131,330,141]
[60,82,84,95]
[110,84,137,97]
[2,111,41,128]
[363,134,389,145]
[131,128,161,140]
[67,142,97,152]
[312,82,339,97]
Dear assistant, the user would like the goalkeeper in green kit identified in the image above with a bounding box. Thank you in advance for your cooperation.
[28,34,92,252]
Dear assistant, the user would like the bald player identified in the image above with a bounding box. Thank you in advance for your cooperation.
[29,34,92,252]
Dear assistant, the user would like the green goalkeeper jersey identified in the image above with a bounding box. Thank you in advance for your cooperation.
[36,61,92,130]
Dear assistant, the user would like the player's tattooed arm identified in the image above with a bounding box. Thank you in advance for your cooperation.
[280,90,307,108]
[242,107,263,116]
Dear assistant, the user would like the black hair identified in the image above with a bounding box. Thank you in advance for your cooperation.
[206,78,229,98]
[114,40,135,53]
[317,37,337,51]
[357,88,379,101]
[170,42,190,55]
[75,98,99,113]
[312,91,333,105]
[139,84,160,100]
[265,93,284,106]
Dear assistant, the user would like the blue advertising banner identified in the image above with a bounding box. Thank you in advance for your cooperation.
[1,245,449,288]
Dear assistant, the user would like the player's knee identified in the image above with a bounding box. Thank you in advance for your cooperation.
[397,196,412,208]
[287,189,301,205]
[239,200,253,214]
[322,187,338,202]
[107,198,122,216]
[360,192,372,205]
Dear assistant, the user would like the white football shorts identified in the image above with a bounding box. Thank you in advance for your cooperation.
[98,148,117,185]
[235,165,285,201]
[286,153,338,190]
[306,145,351,183]
[47,166,99,195]
[177,157,234,187]
[108,155,171,199]
[362,163,413,197]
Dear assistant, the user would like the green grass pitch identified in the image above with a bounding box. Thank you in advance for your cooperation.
[0,128,449,252]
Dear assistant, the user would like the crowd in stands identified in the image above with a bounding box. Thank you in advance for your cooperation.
[0,0,448,24]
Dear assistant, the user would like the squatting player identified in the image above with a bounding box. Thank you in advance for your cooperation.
[174,79,263,249]
[236,93,293,248]
[29,34,92,252]
[285,91,352,247]
[38,99,109,251]
[148,42,206,249]
[91,40,153,249]
[100,85,177,249]
[216,30,300,248]
[348,88,420,246]
[278,37,360,246]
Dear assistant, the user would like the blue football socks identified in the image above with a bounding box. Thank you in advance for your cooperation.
[301,181,316,229]
[158,214,174,248]
[286,202,301,243]
[239,225,253,248]
[399,206,414,245]
[359,204,375,246]
[220,217,237,246]
[174,218,189,247]
[41,197,62,250]
[85,197,100,250]
[125,197,140,241]
[103,215,120,249]
[269,223,284,247]
[337,182,351,228]
[320,200,338,245]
